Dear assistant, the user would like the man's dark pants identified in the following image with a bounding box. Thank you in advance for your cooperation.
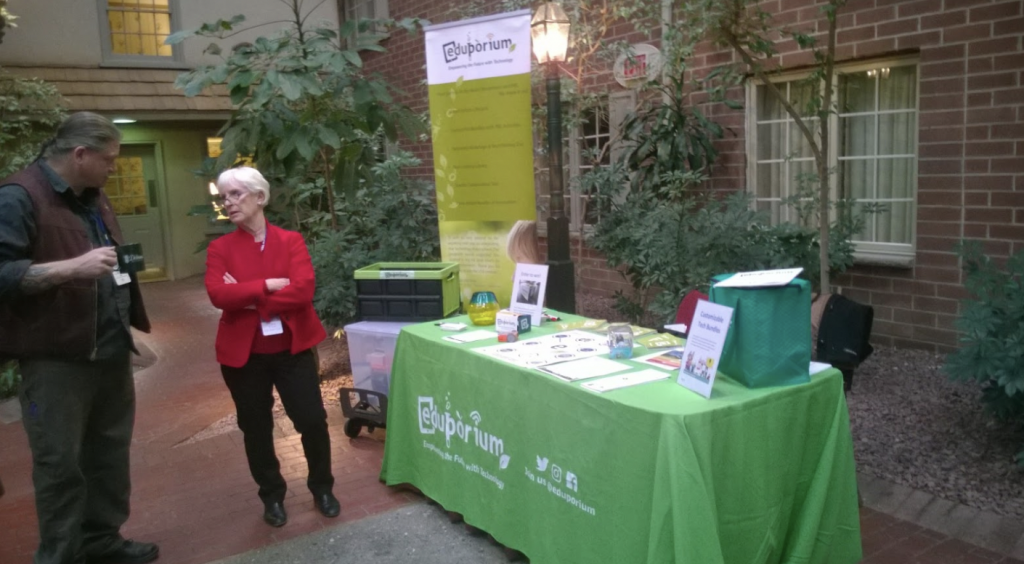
[19,353,134,564]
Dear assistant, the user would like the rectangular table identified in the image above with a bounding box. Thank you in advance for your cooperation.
[379,314,862,564]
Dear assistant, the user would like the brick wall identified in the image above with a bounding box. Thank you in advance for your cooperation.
[369,0,1024,352]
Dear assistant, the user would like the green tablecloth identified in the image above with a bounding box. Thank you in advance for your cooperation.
[379,314,862,564]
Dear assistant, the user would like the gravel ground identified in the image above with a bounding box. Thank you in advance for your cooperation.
[848,346,1024,518]
[189,293,1024,521]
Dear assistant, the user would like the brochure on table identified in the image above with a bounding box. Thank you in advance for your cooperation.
[510,263,548,325]
[676,300,734,398]
[713,267,803,288]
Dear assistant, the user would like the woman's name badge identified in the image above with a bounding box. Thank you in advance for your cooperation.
[261,316,284,336]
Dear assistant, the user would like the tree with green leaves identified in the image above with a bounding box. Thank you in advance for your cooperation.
[168,0,426,237]
[676,0,847,294]
[0,1,66,178]
[0,72,67,178]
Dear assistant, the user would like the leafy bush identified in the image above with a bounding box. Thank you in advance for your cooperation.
[310,150,440,328]
[0,360,19,400]
[0,69,67,178]
[585,176,863,323]
[580,64,863,324]
[944,241,1024,464]
[170,3,425,239]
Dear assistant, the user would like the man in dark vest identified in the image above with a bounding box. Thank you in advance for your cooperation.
[0,112,158,564]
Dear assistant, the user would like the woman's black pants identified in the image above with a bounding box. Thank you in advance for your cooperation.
[221,349,334,504]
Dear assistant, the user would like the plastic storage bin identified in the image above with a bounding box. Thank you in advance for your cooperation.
[354,262,461,321]
[340,321,413,437]
[345,321,412,397]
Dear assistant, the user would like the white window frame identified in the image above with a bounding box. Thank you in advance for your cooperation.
[337,0,390,50]
[745,57,919,267]
[536,91,633,238]
[97,0,184,68]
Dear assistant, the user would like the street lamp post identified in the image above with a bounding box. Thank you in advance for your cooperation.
[531,2,575,314]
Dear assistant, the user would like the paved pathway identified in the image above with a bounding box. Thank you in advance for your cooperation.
[1,276,1023,564]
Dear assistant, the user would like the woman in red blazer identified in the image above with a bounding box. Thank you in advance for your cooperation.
[204,167,338,528]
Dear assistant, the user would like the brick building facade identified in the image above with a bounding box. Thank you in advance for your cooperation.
[361,0,1024,352]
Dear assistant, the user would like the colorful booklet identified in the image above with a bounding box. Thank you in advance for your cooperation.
[636,332,684,349]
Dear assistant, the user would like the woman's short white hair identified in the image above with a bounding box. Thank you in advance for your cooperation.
[217,167,269,205]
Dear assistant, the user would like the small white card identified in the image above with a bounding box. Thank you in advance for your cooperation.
[510,263,549,326]
[443,329,496,343]
[437,322,468,332]
[676,300,734,398]
[810,361,832,375]
[713,267,803,288]
[112,269,131,286]
[260,316,284,336]
[582,369,670,393]
[538,356,631,382]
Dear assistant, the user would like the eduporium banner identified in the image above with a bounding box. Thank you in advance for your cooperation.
[424,10,535,309]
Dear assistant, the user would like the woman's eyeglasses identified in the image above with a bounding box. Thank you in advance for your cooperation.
[216,190,248,205]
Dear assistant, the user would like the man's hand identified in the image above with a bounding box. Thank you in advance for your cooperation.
[265,278,290,292]
[73,247,118,279]
[20,246,119,295]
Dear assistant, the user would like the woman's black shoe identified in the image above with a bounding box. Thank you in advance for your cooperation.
[313,492,341,518]
[263,501,288,527]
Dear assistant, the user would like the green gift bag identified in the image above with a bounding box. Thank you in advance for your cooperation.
[708,274,812,388]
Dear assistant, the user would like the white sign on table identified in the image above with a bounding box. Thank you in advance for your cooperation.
[510,263,548,325]
[676,300,734,398]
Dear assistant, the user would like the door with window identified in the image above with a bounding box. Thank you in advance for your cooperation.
[104,144,167,280]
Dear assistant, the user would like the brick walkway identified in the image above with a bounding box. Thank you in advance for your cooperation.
[0,276,1022,564]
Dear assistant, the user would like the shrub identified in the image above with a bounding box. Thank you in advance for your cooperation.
[585,181,862,323]
[944,241,1024,464]
[310,150,440,329]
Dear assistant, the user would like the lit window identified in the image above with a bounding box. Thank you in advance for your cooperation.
[100,0,180,64]
[104,156,148,216]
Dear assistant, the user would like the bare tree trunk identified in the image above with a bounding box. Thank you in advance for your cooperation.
[818,1,840,295]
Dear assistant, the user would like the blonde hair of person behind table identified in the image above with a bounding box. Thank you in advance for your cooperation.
[506,220,542,265]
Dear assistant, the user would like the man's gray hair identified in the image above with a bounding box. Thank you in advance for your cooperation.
[42,112,122,159]
[217,167,270,205]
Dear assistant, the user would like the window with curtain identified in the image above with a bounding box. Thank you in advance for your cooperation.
[748,60,918,262]
[100,0,180,63]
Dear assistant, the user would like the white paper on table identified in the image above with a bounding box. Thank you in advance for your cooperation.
[443,330,496,344]
[582,369,670,393]
[472,330,608,368]
[538,356,632,382]
[810,361,833,375]
[663,323,688,334]
[713,267,803,288]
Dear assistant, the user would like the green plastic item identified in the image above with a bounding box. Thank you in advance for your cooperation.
[354,262,461,321]
[709,273,811,388]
